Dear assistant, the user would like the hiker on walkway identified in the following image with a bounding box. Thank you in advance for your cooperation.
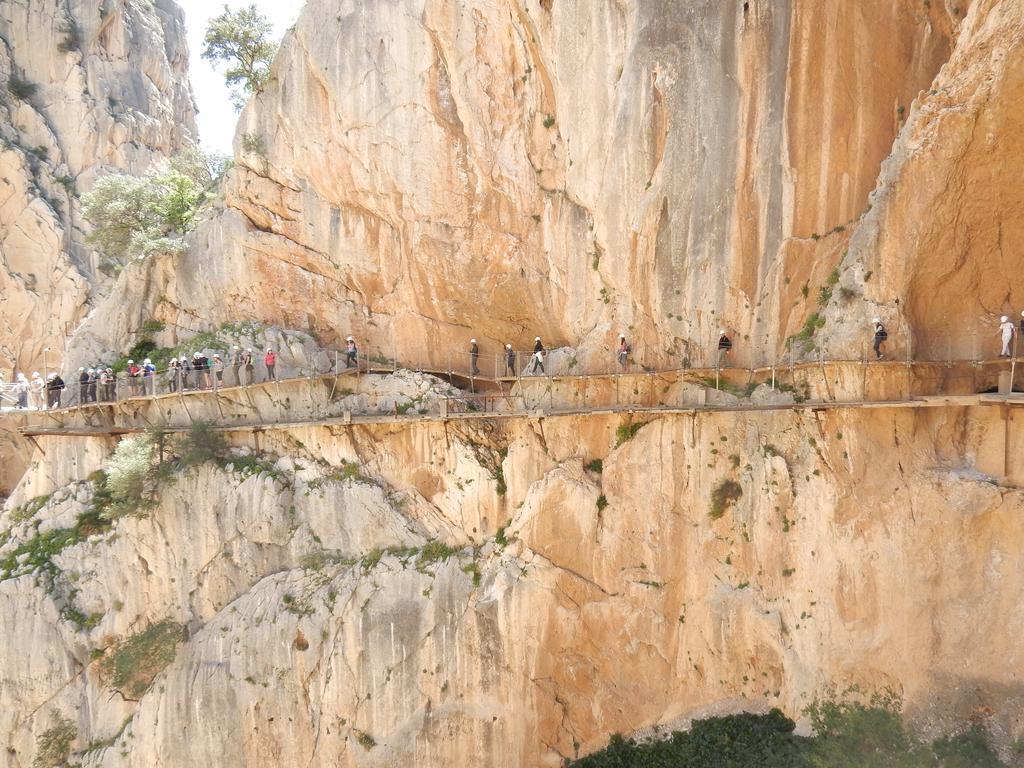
[193,352,209,389]
[14,373,28,409]
[504,344,516,376]
[529,337,545,375]
[103,368,115,401]
[230,346,242,385]
[243,349,254,384]
[872,317,888,360]
[179,356,192,390]
[1020,310,1024,340]
[470,339,479,376]
[77,367,88,403]
[345,337,358,369]
[47,373,64,409]
[143,358,156,395]
[264,348,277,381]
[29,372,43,410]
[212,354,224,386]
[127,359,142,396]
[85,368,97,403]
[1000,315,1015,357]
[167,358,180,393]
[717,330,732,367]
[617,334,630,370]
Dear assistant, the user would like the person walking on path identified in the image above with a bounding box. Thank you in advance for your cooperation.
[179,356,192,390]
[168,358,180,393]
[100,368,113,401]
[77,367,87,403]
[504,344,516,376]
[15,373,28,409]
[1020,310,1024,340]
[469,339,480,376]
[47,373,64,409]
[243,349,254,385]
[872,318,888,360]
[264,348,277,381]
[230,346,242,386]
[193,352,209,389]
[529,337,545,375]
[617,334,630,370]
[1000,315,1015,357]
[29,372,43,410]
[212,354,225,386]
[345,337,358,369]
[87,368,98,403]
[716,330,732,367]
[142,358,156,395]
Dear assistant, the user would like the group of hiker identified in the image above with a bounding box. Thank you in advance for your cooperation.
[715,319,891,362]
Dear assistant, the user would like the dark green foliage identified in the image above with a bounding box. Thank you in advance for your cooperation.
[585,458,604,474]
[570,705,1010,768]
[596,494,608,512]
[709,479,742,519]
[8,75,37,100]
[615,421,647,447]
[57,22,81,54]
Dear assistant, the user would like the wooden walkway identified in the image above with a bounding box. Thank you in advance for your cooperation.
[17,394,1000,438]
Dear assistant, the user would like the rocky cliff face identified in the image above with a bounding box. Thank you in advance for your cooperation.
[3,399,1023,766]
[71,0,968,371]
[0,0,195,374]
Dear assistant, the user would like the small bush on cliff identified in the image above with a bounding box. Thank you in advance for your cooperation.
[32,714,76,768]
[8,75,37,100]
[615,421,647,447]
[709,479,742,519]
[100,621,185,700]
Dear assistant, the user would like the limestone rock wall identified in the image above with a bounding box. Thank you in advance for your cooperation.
[0,0,195,374]
[71,0,968,373]
[3,403,1024,766]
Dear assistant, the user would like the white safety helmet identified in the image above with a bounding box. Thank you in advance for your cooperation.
[78,367,84,371]
[143,358,151,365]
[233,345,240,350]
[266,348,272,352]
[535,336,541,341]
[1001,315,1009,322]
[127,359,134,364]
[31,371,39,377]
[470,338,476,343]
[718,329,725,335]
[872,317,881,324]
[347,336,354,341]
[506,343,512,349]
[180,356,188,362]
[619,333,625,339]
[246,348,252,352]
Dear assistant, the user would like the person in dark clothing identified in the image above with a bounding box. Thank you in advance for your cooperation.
[212,354,224,386]
[193,352,209,389]
[504,344,516,376]
[180,356,192,390]
[469,339,479,376]
[87,368,98,403]
[529,337,545,375]
[617,334,630,370]
[243,349,254,385]
[46,373,64,408]
[102,368,115,401]
[872,317,887,360]
[345,337,358,369]
[78,367,88,403]
[717,331,732,367]
[230,346,242,386]
[168,358,179,393]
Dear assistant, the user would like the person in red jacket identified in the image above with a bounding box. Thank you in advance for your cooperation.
[264,348,277,381]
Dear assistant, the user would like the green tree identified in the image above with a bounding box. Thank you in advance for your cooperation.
[81,149,223,264]
[201,4,279,109]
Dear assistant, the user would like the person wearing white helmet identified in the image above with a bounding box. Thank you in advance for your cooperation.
[717,329,732,368]
[504,343,516,377]
[469,338,480,376]
[617,333,630,370]
[529,337,545,375]
[1020,310,1024,339]
[86,368,98,403]
[14,372,28,409]
[345,336,358,369]
[179,355,192,390]
[78,366,88,403]
[872,317,888,360]
[999,314,1015,357]
[230,345,243,386]
[29,371,43,410]
[243,348,254,384]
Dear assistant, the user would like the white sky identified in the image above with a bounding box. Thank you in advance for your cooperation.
[175,0,304,156]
